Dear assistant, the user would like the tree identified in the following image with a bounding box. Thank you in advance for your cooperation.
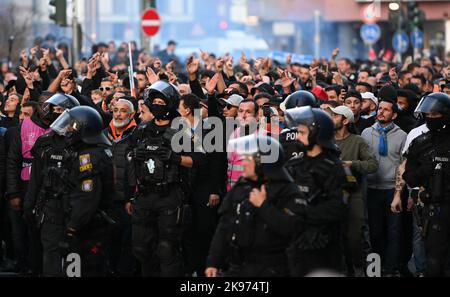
[0,3,33,66]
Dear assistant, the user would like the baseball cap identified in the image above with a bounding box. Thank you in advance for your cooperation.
[361,92,378,106]
[329,105,355,123]
[220,94,244,107]
[251,83,275,96]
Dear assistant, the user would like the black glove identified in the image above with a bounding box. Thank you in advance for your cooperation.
[158,147,182,165]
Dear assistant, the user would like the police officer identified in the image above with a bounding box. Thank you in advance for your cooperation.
[284,106,347,276]
[51,106,114,277]
[127,81,200,277]
[403,92,450,276]
[24,93,80,276]
[205,134,302,277]
[279,91,319,161]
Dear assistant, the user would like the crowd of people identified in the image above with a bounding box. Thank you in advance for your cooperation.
[1,35,450,277]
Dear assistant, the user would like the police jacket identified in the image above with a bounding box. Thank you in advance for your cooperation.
[286,150,347,251]
[128,120,204,194]
[404,130,450,201]
[206,177,302,269]
[24,131,72,213]
[66,143,114,233]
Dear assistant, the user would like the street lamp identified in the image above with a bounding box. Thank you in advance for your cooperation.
[389,2,400,11]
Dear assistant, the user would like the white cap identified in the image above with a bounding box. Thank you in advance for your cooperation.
[328,106,355,124]
[361,92,378,106]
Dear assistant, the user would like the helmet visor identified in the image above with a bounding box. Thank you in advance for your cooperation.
[49,110,72,136]
[284,106,315,129]
[414,96,447,116]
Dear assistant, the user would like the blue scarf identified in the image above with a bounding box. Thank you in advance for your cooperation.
[376,122,395,157]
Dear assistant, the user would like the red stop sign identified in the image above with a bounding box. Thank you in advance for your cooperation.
[141,9,161,37]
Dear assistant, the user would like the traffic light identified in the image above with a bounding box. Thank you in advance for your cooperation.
[49,0,67,27]
[407,1,425,30]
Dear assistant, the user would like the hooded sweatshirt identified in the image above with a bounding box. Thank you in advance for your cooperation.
[361,122,407,190]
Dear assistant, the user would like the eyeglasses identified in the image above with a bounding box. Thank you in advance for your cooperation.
[100,87,113,92]
[225,104,235,110]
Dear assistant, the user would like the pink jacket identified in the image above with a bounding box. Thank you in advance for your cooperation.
[20,118,51,181]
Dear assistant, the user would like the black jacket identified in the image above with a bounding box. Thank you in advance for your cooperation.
[24,131,70,212]
[66,143,114,233]
[0,128,6,195]
[206,177,302,269]
[286,150,347,250]
[350,115,375,135]
[104,124,136,202]
[6,115,49,200]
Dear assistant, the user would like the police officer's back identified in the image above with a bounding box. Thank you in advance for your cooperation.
[284,106,347,276]
[279,91,319,162]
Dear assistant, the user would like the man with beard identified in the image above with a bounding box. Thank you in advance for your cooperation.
[104,99,137,276]
[329,105,379,276]
[226,99,257,191]
[361,99,407,276]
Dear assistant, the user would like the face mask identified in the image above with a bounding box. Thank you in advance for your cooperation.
[295,141,308,154]
[426,117,448,132]
[49,112,62,124]
[150,104,169,120]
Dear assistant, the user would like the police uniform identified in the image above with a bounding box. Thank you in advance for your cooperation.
[128,120,187,277]
[403,92,450,276]
[60,143,114,277]
[25,132,74,276]
[286,150,347,276]
[207,177,302,277]
[50,105,115,277]
[206,134,302,277]
[283,106,348,276]
[404,130,450,276]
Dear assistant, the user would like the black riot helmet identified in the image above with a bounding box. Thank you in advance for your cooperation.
[415,92,450,132]
[414,92,450,117]
[228,134,293,182]
[50,106,111,146]
[285,106,336,150]
[43,93,80,122]
[282,90,318,111]
[143,80,180,120]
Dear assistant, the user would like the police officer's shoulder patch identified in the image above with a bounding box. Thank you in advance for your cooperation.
[81,179,94,192]
[79,154,93,172]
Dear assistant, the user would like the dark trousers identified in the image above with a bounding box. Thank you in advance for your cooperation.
[132,187,183,277]
[184,184,218,276]
[108,201,136,276]
[8,206,28,272]
[423,203,450,276]
[288,242,343,277]
[225,255,288,277]
[343,195,365,273]
[41,199,65,277]
[62,226,109,277]
[367,188,401,273]
[0,196,14,264]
